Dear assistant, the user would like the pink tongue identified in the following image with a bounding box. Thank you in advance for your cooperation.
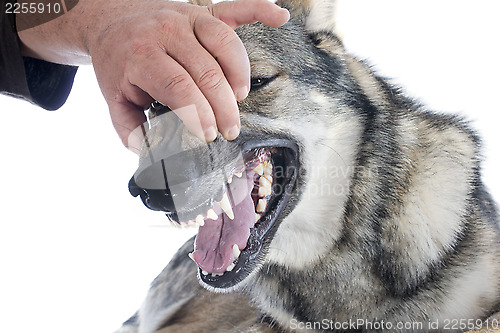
[192,172,255,274]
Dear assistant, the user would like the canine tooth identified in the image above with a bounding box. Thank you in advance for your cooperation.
[226,263,235,271]
[188,252,195,262]
[255,213,261,223]
[232,244,241,259]
[202,270,208,276]
[218,192,234,220]
[253,163,264,176]
[207,208,218,220]
[227,175,233,184]
[235,171,243,178]
[256,199,267,213]
[195,214,205,226]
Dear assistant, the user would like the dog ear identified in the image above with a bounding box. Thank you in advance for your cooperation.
[278,0,338,34]
[310,30,345,55]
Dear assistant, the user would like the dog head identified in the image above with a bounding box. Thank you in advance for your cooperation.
[129,0,363,291]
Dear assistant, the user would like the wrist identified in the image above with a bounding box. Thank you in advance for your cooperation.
[15,0,93,65]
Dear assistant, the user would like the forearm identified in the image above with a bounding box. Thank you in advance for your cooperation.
[16,0,92,65]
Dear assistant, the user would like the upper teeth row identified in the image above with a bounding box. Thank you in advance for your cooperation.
[167,170,241,228]
[167,161,273,229]
[255,161,273,216]
[254,160,272,176]
[168,208,217,229]
[226,170,243,184]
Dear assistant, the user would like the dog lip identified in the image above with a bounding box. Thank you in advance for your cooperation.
[239,138,299,154]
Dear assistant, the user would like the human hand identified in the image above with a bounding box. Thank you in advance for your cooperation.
[17,0,290,152]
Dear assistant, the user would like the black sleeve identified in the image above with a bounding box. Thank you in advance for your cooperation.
[0,0,78,110]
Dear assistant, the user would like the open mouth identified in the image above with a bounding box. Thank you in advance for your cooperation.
[129,139,299,289]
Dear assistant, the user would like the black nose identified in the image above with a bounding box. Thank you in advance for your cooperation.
[128,175,177,212]
[128,104,217,217]
[128,150,203,213]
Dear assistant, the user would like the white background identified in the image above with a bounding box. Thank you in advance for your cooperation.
[0,1,498,332]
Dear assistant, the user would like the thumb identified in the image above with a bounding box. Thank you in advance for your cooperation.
[108,101,148,154]
[210,0,290,29]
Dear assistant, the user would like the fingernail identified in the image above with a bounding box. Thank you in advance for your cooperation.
[225,125,240,141]
[204,126,218,142]
[235,86,249,101]
[283,9,290,22]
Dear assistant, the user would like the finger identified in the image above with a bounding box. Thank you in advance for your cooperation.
[108,100,147,154]
[171,104,218,144]
[173,27,241,140]
[194,14,250,102]
[210,0,290,29]
[129,49,219,142]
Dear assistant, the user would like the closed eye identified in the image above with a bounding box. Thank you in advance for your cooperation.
[250,74,279,92]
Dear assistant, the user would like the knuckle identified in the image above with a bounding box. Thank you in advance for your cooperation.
[197,67,225,92]
[162,73,193,97]
[214,27,238,50]
[159,12,188,37]
[159,15,179,35]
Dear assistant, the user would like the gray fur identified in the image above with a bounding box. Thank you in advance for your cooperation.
[117,0,500,332]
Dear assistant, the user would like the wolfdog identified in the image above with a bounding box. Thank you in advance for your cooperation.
[117,0,500,332]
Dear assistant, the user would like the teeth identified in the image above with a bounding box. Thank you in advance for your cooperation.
[235,171,243,178]
[263,161,273,177]
[253,163,264,176]
[202,270,208,276]
[226,263,235,271]
[207,208,218,220]
[255,213,261,223]
[196,214,205,226]
[218,192,234,220]
[258,176,272,197]
[188,252,195,262]
[256,198,267,213]
[211,272,223,277]
[259,175,272,186]
[232,244,241,259]
[227,175,233,184]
